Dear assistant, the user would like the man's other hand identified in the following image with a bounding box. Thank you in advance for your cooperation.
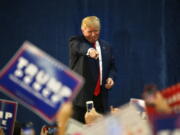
[105,78,114,89]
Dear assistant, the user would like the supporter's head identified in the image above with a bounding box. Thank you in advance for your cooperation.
[142,84,158,105]
[110,106,121,114]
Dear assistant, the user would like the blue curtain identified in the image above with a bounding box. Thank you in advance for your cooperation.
[0,0,180,133]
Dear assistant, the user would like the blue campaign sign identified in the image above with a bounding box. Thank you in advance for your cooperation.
[0,41,83,123]
[0,99,18,135]
[150,114,180,135]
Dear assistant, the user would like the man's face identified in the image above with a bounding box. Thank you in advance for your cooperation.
[82,26,100,44]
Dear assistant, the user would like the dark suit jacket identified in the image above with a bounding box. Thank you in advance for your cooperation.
[69,35,116,109]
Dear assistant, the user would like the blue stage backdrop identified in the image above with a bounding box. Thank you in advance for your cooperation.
[0,0,180,134]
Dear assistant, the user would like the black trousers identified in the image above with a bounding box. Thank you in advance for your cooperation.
[72,93,105,123]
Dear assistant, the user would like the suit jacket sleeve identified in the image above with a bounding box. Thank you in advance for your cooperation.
[69,36,91,56]
[108,47,117,82]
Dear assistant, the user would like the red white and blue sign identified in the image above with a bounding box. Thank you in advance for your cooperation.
[0,41,83,123]
[0,99,17,135]
[149,113,180,135]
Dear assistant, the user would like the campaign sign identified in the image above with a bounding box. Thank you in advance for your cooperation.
[0,41,83,123]
[150,113,180,135]
[0,99,17,135]
[161,83,180,112]
[130,98,145,112]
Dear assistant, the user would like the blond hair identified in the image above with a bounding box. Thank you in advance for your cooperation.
[81,16,101,30]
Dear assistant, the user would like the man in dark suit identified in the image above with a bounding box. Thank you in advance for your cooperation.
[69,16,117,123]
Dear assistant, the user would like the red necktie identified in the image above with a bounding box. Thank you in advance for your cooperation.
[93,42,101,96]
[94,71,101,96]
